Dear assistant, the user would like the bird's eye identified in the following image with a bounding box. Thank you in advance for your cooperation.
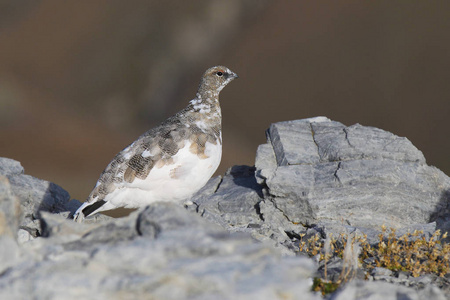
[216,71,223,77]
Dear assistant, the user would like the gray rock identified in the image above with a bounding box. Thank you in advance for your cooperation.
[192,118,450,255]
[192,165,265,230]
[255,143,277,185]
[330,280,447,300]
[190,165,307,254]
[0,157,24,176]
[313,221,438,246]
[0,175,21,239]
[8,174,72,216]
[371,267,393,281]
[17,228,34,243]
[316,256,357,282]
[0,157,79,239]
[0,236,25,274]
[371,267,393,277]
[39,211,115,245]
[1,117,449,299]
[188,118,450,262]
[395,222,437,241]
[187,118,450,297]
[0,203,320,300]
[255,118,450,240]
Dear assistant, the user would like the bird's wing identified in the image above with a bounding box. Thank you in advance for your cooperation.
[85,121,191,205]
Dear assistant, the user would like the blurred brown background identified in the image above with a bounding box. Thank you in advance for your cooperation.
[1,1,449,204]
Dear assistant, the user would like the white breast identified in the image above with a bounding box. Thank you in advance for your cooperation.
[103,140,222,210]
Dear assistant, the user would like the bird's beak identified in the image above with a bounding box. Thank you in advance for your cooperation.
[230,71,239,79]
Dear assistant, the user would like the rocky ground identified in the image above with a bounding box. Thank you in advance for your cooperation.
[0,117,449,299]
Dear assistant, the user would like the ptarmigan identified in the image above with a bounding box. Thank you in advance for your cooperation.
[73,66,238,222]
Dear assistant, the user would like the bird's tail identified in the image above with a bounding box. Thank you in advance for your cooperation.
[73,200,106,223]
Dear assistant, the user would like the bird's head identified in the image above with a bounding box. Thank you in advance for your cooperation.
[199,66,238,96]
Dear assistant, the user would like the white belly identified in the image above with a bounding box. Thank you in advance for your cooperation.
[104,140,221,210]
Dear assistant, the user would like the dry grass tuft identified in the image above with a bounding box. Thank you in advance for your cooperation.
[301,226,449,296]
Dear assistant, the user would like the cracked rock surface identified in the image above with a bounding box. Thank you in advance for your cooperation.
[0,159,319,299]
[0,117,449,299]
[192,117,450,248]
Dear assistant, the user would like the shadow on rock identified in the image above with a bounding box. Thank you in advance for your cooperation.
[430,189,450,241]
[228,165,264,198]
